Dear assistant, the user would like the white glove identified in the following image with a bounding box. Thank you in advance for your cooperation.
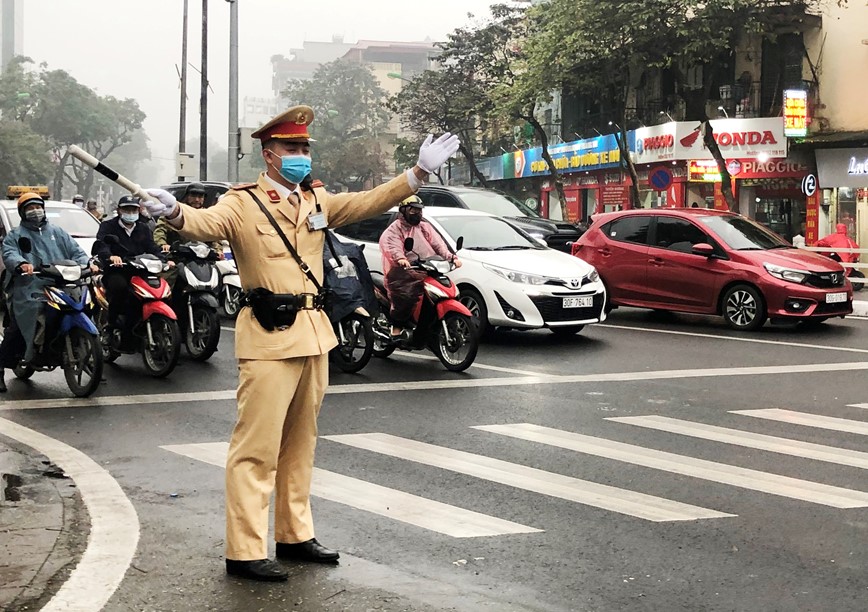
[416,132,461,174]
[142,188,178,218]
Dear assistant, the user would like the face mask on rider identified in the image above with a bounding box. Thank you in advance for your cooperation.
[268,150,312,185]
[120,212,139,225]
[403,209,422,226]
[24,208,45,223]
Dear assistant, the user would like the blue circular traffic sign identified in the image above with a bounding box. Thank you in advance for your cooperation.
[649,167,673,191]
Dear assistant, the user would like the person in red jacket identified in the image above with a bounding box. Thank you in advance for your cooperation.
[816,223,859,264]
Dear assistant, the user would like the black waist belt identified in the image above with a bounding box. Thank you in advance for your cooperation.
[243,288,325,331]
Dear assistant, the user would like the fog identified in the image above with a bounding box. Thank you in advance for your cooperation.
[21,0,502,181]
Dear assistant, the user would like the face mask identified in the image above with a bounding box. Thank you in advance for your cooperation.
[271,153,311,184]
[403,210,422,226]
[25,209,45,223]
[121,212,139,225]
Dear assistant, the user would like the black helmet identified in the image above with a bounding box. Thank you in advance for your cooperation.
[185,182,206,198]
[117,195,141,210]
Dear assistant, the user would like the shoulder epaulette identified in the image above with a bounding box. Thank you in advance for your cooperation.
[311,179,324,188]
[230,183,257,191]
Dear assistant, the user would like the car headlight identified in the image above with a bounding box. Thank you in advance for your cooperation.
[586,268,600,283]
[483,263,550,285]
[764,262,808,284]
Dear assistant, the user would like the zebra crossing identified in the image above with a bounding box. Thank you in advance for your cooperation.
[161,402,868,539]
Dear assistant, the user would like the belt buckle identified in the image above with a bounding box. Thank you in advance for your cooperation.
[301,293,315,310]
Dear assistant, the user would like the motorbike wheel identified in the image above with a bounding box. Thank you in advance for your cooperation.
[13,364,34,380]
[142,315,181,378]
[331,313,374,374]
[185,306,221,361]
[63,327,104,398]
[433,313,478,372]
[223,285,243,318]
[372,313,396,359]
[850,270,865,292]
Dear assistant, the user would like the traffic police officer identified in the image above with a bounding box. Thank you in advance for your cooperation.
[142,105,459,582]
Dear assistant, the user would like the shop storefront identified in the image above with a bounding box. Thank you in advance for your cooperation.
[816,148,868,249]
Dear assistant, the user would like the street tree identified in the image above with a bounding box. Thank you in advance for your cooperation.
[282,59,389,190]
[388,68,492,187]
[0,120,54,190]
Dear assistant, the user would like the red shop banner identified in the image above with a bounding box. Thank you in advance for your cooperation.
[726,158,810,179]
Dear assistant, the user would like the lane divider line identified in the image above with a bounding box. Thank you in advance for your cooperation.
[732,409,868,437]
[0,417,139,612]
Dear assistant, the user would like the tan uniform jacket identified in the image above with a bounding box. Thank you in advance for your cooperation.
[176,172,413,360]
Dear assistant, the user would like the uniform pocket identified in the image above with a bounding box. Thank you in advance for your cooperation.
[255,223,287,259]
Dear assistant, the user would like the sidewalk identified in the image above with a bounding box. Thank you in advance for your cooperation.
[0,440,84,611]
[853,299,868,317]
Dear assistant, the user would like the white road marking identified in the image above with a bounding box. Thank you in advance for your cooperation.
[608,415,868,470]
[473,423,868,508]
[603,323,868,355]
[0,417,139,612]
[324,433,733,522]
[476,423,868,508]
[161,442,541,538]
[849,403,868,410]
[5,361,868,411]
[732,409,868,437]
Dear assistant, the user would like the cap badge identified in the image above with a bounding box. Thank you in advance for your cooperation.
[294,112,307,125]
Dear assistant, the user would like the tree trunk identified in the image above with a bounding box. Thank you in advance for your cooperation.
[616,122,641,209]
[458,139,489,188]
[525,114,567,221]
[701,120,738,213]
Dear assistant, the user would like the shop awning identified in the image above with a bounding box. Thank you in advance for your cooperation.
[793,130,868,148]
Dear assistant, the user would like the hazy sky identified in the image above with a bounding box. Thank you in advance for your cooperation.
[22,0,502,179]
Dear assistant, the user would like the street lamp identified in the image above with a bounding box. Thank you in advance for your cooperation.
[659,111,674,122]
[717,105,730,118]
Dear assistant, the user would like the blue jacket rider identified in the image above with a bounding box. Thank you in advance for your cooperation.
[0,192,92,391]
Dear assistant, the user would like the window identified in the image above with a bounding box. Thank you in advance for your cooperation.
[603,216,651,245]
[653,216,712,253]
[421,191,462,208]
[334,214,394,243]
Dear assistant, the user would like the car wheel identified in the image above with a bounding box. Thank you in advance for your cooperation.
[458,288,488,336]
[722,284,767,331]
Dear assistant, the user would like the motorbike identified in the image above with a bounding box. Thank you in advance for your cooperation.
[3,241,103,397]
[215,249,242,319]
[323,234,375,374]
[825,252,864,292]
[92,237,181,378]
[169,241,222,360]
[371,237,478,372]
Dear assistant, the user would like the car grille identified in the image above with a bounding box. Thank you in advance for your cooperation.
[529,292,604,323]
[805,271,846,288]
[814,300,852,315]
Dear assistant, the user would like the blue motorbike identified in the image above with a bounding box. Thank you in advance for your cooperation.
[6,259,104,397]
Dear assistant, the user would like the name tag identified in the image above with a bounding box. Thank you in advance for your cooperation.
[307,212,327,231]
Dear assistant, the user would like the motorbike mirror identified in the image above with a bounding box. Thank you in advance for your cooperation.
[403,237,414,252]
[90,240,105,256]
[455,236,464,251]
[17,237,32,254]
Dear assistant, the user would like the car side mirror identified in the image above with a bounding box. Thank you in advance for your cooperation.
[456,236,464,251]
[403,237,414,251]
[17,237,31,254]
[691,243,715,257]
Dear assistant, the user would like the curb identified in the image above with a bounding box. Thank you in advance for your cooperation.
[853,300,868,318]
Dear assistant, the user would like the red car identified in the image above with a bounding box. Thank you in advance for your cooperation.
[572,209,853,330]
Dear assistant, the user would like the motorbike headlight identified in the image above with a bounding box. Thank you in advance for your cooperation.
[144,259,164,274]
[425,284,449,301]
[56,265,82,282]
[483,263,550,285]
[190,243,211,259]
[764,262,808,284]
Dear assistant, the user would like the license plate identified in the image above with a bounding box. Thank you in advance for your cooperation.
[826,292,847,304]
[563,296,593,308]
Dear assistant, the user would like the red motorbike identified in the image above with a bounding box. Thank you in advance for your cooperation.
[93,247,181,378]
[371,238,478,372]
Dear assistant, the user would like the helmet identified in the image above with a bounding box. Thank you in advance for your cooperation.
[399,195,423,209]
[72,194,84,203]
[86,199,98,210]
[17,192,45,216]
[117,195,141,209]
[185,182,206,198]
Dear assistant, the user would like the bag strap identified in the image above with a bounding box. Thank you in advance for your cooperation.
[242,187,324,293]
[300,178,342,263]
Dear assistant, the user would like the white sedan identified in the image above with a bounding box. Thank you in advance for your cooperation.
[335,207,607,336]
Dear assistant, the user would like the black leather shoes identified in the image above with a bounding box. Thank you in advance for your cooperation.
[225,558,288,582]
[276,538,340,563]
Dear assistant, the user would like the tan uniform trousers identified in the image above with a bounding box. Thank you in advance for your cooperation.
[225,354,328,560]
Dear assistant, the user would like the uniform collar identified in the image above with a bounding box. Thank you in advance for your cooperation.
[262,172,302,203]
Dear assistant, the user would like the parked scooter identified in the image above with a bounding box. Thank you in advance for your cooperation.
[169,241,222,360]
[825,252,865,292]
[92,236,180,378]
[371,237,478,372]
[4,239,103,397]
[215,251,242,318]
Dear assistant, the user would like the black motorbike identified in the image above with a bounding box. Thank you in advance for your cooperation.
[169,241,222,361]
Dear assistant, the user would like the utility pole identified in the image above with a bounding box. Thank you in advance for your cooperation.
[199,0,208,180]
[227,0,239,182]
[178,0,189,181]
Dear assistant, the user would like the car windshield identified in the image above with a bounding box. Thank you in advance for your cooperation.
[435,215,543,250]
[455,191,537,218]
[697,215,790,250]
[5,205,99,237]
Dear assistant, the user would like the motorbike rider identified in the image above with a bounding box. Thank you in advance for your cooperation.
[154,183,224,258]
[0,192,95,392]
[378,195,461,338]
[94,195,166,331]
[72,194,85,209]
[815,223,859,263]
